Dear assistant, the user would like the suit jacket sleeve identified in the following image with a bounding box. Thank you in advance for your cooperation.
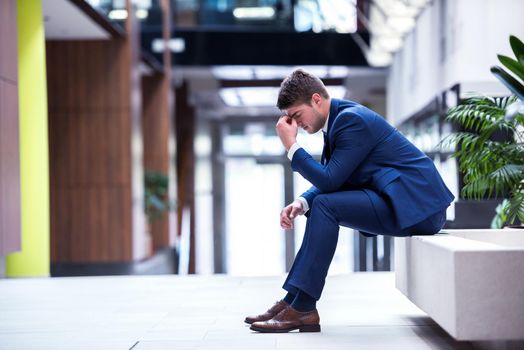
[291,112,376,193]
[300,185,321,210]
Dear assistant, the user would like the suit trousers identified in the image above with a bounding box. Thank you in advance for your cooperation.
[282,189,446,300]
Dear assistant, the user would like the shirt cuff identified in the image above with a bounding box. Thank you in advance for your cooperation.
[297,197,310,213]
[287,143,301,160]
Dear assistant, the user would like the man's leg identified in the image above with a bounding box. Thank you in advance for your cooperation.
[283,190,395,301]
[282,216,313,296]
[249,190,394,333]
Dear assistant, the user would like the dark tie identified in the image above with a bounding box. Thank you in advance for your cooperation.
[321,131,330,165]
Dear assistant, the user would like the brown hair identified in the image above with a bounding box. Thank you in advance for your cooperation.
[277,69,329,110]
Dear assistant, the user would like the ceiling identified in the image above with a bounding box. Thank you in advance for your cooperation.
[42,0,111,40]
[40,1,387,119]
[174,66,387,120]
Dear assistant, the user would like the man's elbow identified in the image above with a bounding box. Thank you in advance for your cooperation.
[315,178,340,193]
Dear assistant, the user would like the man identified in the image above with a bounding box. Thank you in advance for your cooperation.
[245,69,454,333]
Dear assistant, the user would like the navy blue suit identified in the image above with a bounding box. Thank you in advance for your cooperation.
[283,98,454,300]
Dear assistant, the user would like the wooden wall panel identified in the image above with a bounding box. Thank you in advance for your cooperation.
[142,74,170,249]
[141,0,174,251]
[0,0,21,256]
[47,38,136,263]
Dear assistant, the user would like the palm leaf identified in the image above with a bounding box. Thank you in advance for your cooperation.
[506,191,524,224]
[491,66,524,101]
[510,35,524,66]
[498,55,524,82]
[490,163,524,184]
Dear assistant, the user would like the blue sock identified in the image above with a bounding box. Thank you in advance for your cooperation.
[283,291,295,304]
[291,290,316,312]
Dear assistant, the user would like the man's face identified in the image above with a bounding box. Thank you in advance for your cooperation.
[285,98,326,134]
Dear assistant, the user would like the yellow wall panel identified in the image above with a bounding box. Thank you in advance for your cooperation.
[6,0,50,276]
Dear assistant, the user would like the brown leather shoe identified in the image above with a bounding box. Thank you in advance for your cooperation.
[244,300,288,324]
[250,306,321,333]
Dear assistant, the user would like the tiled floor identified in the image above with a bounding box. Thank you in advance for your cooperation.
[0,272,475,350]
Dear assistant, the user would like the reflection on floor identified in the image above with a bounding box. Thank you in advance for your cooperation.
[0,272,475,350]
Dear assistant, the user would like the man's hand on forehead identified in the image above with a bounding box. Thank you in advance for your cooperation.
[280,115,292,124]
[288,111,299,120]
[275,114,298,150]
[281,108,298,119]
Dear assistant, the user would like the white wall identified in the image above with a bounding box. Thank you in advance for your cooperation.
[0,257,5,278]
[388,0,524,125]
[345,69,387,117]
[194,120,215,275]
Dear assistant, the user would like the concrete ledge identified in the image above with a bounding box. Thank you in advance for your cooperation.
[395,229,524,341]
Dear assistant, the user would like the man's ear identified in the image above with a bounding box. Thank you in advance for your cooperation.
[311,93,322,106]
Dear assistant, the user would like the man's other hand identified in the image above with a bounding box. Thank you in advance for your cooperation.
[280,200,305,229]
[276,115,298,151]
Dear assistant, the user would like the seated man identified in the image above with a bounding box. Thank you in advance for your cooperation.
[246,69,454,333]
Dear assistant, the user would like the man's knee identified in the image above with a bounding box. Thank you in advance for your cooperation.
[311,194,328,207]
[311,194,334,213]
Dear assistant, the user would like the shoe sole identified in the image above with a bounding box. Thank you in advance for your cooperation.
[250,324,321,333]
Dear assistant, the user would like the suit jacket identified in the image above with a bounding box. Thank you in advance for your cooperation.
[292,98,454,230]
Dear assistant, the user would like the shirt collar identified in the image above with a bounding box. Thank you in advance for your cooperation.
[322,112,330,133]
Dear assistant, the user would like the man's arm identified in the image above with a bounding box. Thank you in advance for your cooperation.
[299,186,321,213]
[283,139,321,213]
[291,112,376,192]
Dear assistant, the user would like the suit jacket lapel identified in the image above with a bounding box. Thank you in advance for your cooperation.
[327,98,339,135]
[322,99,339,164]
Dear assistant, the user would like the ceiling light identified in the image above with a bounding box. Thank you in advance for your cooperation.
[405,0,431,9]
[219,86,346,107]
[233,7,275,19]
[328,66,350,78]
[168,38,185,53]
[219,89,243,107]
[318,0,358,33]
[374,35,403,52]
[253,66,292,79]
[212,66,255,80]
[366,50,393,67]
[236,87,279,107]
[362,0,432,66]
[293,66,328,78]
[108,9,127,20]
[136,9,148,19]
[387,16,416,34]
[152,38,185,53]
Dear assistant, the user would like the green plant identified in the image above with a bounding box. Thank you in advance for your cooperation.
[144,170,175,223]
[491,198,509,229]
[491,36,524,101]
[442,35,524,228]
